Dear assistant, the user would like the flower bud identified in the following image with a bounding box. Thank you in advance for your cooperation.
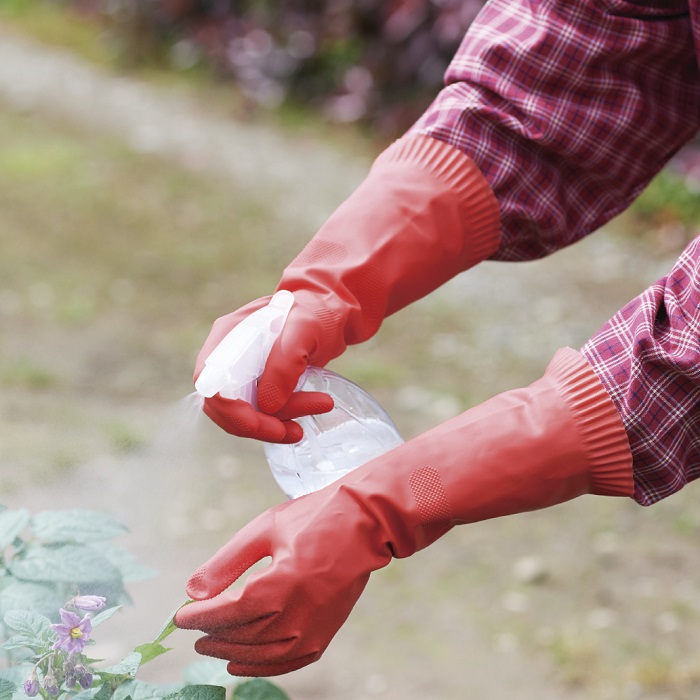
[73,663,86,677]
[78,672,93,690]
[73,595,106,612]
[43,674,59,697]
[65,673,77,689]
[23,675,39,697]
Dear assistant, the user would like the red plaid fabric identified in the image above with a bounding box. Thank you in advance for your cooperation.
[408,0,700,504]
[581,236,700,505]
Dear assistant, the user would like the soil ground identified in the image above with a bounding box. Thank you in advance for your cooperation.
[2,26,700,700]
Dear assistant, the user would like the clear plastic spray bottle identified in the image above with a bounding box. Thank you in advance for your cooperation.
[195,291,404,499]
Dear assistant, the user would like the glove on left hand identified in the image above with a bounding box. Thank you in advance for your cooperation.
[175,348,633,676]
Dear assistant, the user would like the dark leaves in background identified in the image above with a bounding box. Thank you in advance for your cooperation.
[80,0,488,136]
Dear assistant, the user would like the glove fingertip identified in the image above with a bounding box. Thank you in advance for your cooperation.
[186,565,216,600]
[306,391,334,415]
[282,421,303,444]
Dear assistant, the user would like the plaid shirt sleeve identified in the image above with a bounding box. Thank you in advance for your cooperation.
[580,235,700,505]
[409,0,700,261]
[407,0,700,504]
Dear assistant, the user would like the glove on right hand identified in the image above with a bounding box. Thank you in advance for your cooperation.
[197,135,500,443]
[195,294,335,443]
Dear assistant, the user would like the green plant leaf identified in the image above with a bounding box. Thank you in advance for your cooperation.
[93,683,113,700]
[9,543,121,583]
[0,509,29,550]
[232,680,291,700]
[112,679,183,700]
[81,657,105,665]
[3,609,53,640]
[0,580,62,618]
[164,685,225,700]
[126,601,194,670]
[153,600,191,645]
[133,642,171,666]
[31,510,128,543]
[88,543,157,583]
[99,651,142,678]
[0,678,17,700]
[0,634,45,653]
[90,605,122,627]
[182,659,235,687]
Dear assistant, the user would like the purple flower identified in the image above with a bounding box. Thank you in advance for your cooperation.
[23,674,39,698]
[72,595,106,612]
[50,609,92,654]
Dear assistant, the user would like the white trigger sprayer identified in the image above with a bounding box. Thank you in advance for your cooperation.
[195,290,294,406]
[195,290,403,499]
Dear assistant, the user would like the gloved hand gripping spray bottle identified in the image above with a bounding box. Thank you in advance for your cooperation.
[194,290,404,499]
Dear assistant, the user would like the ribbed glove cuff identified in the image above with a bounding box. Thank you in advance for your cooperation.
[546,347,634,497]
[374,133,501,268]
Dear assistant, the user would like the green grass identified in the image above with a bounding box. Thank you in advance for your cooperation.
[632,170,700,231]
[104,421,146,453]
[0,106,297,314]
[0,358,58,390]
[0,102,311,408]
[0,0,114,65]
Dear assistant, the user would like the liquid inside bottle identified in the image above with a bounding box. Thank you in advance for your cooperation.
[264,367,404,499]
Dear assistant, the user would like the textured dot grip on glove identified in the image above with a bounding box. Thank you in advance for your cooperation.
[272,392,334,421]
[256,383,284,415]
[409,466,453,545]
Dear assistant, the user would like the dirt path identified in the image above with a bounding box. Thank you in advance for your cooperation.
[1,27,698,700]
[0,29,371,236]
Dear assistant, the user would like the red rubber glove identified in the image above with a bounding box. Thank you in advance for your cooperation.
[196,134,500,443]
[175,348,633,676]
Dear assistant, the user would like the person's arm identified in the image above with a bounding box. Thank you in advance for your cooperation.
[581,234,700,506]
[197,135,500,442]
[198,0,700,443]
[412,0,700,260]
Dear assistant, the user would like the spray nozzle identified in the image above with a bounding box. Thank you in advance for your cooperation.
[194,290,295,405]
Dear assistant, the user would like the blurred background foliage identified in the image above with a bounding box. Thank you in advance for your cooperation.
[2,0,699,242]
[2,0,487,136]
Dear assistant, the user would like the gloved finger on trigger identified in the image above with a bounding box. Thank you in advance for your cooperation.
[273,391,334,421]
[202,396,286,442]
